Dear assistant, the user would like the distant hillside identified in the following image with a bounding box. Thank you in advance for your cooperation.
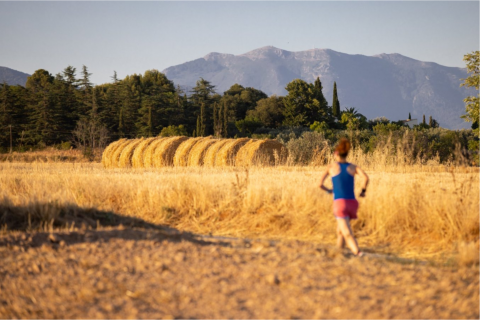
[0,66,30,86]
[163,46,475,129]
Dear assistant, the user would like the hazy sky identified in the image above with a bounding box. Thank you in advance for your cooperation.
[1,1,478,85]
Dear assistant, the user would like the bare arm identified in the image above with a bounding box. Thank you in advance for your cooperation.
[319,166,332,194]
[355,166,369,197]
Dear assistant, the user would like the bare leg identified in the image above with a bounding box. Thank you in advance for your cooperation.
[336,218,360,255]
[336,223,345,249]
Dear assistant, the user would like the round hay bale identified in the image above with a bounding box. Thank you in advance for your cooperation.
[215,138,251,167]
[152,136,190,167]
[234,139,258,167]
[102,138,127,168]
[143,137,168,168]
[187,137,218,166]
[236,139,288,167]
[118,138,144,168]
[132,137,157,168]
[203,139,231,167]
[110,139,134,168]
[173,137,204,167]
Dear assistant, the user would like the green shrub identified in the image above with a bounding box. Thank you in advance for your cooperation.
[159,125,188,137]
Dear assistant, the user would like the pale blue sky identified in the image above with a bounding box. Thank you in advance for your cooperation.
[1,1,478,85]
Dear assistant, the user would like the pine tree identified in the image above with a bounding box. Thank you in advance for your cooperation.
[79,65,93,118]
[0,82,14,148]
[191,78,216,134]
[25,69,58,145]
[332,82,341,120]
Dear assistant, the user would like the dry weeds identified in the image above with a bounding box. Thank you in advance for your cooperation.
[0,162,477,263]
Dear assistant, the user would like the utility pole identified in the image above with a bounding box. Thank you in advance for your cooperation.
[9,125,12,153]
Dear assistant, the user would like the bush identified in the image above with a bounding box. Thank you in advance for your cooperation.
[56,141,72,151]
[285,131,330,165]
[159,125,188,137]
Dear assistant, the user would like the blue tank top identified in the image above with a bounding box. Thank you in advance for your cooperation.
[332,162,355,200]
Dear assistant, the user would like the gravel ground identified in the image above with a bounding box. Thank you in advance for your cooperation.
[0,227,478,319]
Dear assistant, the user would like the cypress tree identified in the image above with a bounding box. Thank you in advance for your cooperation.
[200,103,206,136]
[332,82,341,120]
[423,114,426,124]
[408,112,411,120]
[223,100,228,138]
[196,115,201,137]
[118,108,124,137]
[213,102,218,137]
[313,77,328,109]
[429,116,433,127]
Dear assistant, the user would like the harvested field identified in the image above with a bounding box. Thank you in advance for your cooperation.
[0,162,478,318]
[0,226,477,319]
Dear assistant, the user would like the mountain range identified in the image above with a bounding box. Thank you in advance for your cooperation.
[1,47,475,129]
[0,66,30,87]
[163,46,475,129]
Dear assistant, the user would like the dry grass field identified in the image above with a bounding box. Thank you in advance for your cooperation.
[0,156,478,318]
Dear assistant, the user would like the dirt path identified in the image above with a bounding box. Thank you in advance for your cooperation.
[0,227,478,319]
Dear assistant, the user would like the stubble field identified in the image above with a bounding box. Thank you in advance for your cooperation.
[0,161,478,318]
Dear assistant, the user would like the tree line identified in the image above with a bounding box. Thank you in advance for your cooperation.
[0,65,448,154]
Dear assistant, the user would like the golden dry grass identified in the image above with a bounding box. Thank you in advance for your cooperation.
[0,161,477,264]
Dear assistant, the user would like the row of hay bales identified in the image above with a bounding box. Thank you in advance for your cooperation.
[101,136,288,168]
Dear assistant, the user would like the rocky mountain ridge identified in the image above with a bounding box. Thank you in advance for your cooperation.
[164,46,475,129]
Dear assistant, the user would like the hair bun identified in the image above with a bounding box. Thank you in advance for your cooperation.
[335,138,351,157]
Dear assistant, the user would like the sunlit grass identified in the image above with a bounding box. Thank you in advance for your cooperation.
[0,160,477,264]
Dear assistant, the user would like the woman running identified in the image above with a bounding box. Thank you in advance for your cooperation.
[319,138,369,256]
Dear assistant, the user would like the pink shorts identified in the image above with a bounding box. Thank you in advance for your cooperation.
[333,199,359,220]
